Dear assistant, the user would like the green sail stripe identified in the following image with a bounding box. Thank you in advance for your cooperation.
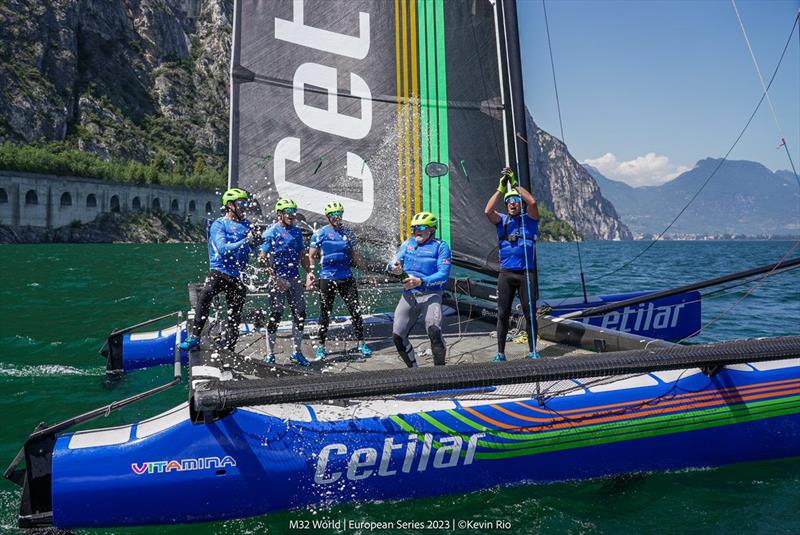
[416,0,430,213]
[424,0,439,218]
[433,0,450,243]
[448,395,800,444]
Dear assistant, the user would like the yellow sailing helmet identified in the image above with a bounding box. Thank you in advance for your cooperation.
[275,198,297,212]
[221,188,249,207]
[410,211,438,228]
[324,201,344,215]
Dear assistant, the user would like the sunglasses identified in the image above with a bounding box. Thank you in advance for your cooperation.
[281,208,297,215]
[412,224,431,232]
[235,200,249,208]
[505,196,521,205]
[327,211,343,218]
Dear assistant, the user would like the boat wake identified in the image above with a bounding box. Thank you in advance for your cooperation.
[0,363,95,378]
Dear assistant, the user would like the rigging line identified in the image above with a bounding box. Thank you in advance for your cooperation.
[732,3,800,190]
[551,13,800,306]
[731,0,788,146]
[542,0,588,303]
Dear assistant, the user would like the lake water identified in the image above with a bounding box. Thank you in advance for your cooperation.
[1,240,798,533]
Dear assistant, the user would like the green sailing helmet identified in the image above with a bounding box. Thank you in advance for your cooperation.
[221,188,249,207]
[504,189,521,202]
[275,198,297,212]
[324,201,344,215]
[410,211,438,228]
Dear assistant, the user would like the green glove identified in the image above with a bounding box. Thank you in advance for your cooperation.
[502,167,518,188]
[497,174,508,194]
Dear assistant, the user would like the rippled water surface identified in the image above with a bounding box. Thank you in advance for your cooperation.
[1,241,798,534]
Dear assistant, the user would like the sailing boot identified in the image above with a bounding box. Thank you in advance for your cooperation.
[357,342,373,358]
[179,335,200,351]
[393,334,417,368]
[291,351,311,367]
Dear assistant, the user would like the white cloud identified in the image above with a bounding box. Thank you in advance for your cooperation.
[582,152,691,187]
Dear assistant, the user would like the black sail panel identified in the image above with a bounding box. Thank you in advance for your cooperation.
[230,0,511,272]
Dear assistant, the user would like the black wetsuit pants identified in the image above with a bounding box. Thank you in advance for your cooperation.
[318,277,364,345]
[496,270,537,354]
[190,269,247,350]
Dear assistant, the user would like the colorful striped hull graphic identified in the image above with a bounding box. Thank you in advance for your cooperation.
[396,0,450,243]
[390,377,800,461]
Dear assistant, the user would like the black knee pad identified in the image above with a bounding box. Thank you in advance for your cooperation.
[427,326,446,365]
[393,334,414,368]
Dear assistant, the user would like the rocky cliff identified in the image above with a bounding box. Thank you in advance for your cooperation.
[527,111,633,240]
[0,0,232,173]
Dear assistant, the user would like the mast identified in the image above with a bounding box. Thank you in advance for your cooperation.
[499,0,540,306]
[227,0,243,187]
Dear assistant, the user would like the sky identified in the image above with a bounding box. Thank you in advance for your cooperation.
[517,0,800,187]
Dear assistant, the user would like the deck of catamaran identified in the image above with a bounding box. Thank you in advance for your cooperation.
[221,308,593,377]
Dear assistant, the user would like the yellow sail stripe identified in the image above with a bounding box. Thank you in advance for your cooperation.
[401,0,411,241]
[395,0,425,241]
[395,0,404,241]
[410,0,421,216]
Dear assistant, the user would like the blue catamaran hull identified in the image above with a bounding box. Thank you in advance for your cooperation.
[51,360,800,528]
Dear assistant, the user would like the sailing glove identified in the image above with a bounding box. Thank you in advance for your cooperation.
[497,175,508,194]
[501,167,518,188]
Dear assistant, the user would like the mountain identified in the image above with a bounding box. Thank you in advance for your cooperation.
[0,0,232,173]
[527,112,632,240]
[0,0,630,240]
[586,160,799,237]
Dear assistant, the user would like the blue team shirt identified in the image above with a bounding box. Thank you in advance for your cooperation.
[208,217,252,278]
[309,224,357,280]
[496,213,538,271]
[391,237,452,293]
[260,223,305,279]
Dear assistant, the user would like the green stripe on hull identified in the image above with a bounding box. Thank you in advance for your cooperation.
[389,395,800,461]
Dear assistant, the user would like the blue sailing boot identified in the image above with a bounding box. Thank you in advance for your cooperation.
[314,346,327,361]
[179,335,200,351]
[494,352,506,362]
[264,354,276,364]
[526,350,541,360]
[291,351,311,367]
[357,343,373,358]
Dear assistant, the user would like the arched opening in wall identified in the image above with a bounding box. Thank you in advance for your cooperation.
[86,194,97,208]
[132,196,141,210]
[25,190,38,205]
[110,195,120,212]
[170,199,180,212]
[189,200,196,212]
[60,192,72,207]
[0,188,7,204]
[205,202,212,214]
[152,198,161,211]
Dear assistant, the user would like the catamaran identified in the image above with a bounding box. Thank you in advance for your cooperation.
[5,0,799,529]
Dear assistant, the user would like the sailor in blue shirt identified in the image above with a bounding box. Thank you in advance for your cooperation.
[306,201,372,361]
[258,198,310,366]
[180,188,255,352]
[484,167,540,361]
[387,211,452,367]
